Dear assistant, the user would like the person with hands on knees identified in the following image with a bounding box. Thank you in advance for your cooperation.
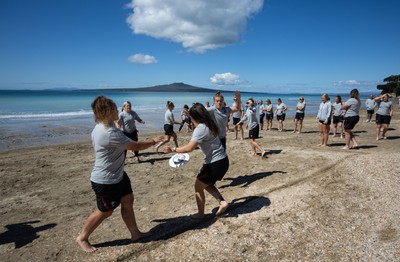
[76,96,163,253]
[164,103,230,219]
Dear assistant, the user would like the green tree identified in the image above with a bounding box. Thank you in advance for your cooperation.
[377,74,400,96]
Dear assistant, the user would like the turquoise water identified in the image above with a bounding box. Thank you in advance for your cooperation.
[0,89,367,151]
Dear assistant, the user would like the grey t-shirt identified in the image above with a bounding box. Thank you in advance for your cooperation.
[332,102,344,117]
[239,107,258,130]
[265,104,273,115]
[376,101,392,116]
[365,98,377,110]
[296,102,306,113]
[191,123,226,164]
[164,109,175,125]
[91,124,132,184]
[118,110,142,133]
[317,101,332,121]
[344,98,361,117]
[207,105,233,139]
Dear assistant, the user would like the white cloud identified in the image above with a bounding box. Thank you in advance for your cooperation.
[128,53,158,64]
[126,0,264,53]
[210,72,241,85]
[333,80,380,87]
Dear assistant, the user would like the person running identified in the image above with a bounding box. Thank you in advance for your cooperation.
[76,96,162,253]
[236,98,268,157]
[179,104,193,132]
[164,103,230,219]
[293,97,306,134]
[231,97,244,140]
[264,99,274,131]
[342,89,361,149]
[275,98,288,132]
[332,95,345,138]
[116,101,145,162]
[365,94,377,122]
[316,94,332,147]
[155,101,181,152]
[374,93,393,140]
[207,91,241,149]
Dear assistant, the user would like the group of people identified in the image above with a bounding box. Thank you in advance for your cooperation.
[77,89,394,253]
[77,91,270,252]
[316,89,394,149]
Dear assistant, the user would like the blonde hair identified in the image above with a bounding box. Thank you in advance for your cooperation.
[122,101,131,111]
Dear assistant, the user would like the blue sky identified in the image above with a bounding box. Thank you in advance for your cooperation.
[1,0,399,93]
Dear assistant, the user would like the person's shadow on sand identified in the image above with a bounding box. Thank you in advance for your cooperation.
[219,171,286,189]
[94,196,271,248]
[0,220,56,248]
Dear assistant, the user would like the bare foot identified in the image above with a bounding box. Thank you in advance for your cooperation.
[342,146,350,150]
[292,130,296,133]
[261,150,268,158]
[376,137,380,141]
[216,201,229,216]
[76,237,97,253]
[320,144,326,148]
[190,213,205,220]
[317,143,322,147]
[131,231,151,242]
[251,152,257,156]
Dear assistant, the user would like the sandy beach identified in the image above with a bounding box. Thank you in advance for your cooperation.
[0,108,399,261]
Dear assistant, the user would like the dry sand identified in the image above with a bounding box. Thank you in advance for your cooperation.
[1,109,399,261]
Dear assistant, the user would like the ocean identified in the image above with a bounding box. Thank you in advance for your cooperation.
[0,89,370,152]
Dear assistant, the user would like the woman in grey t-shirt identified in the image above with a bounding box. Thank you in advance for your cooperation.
[165,103,230,219]
[341,89,361,149]
[374,93,393,140]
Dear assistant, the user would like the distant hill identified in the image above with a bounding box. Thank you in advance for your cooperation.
[90,82,220,93]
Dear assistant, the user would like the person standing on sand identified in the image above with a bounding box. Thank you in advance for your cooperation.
[293,97,306,134]
[258,100,266,130]
[116,101,145,162]
[316,94,332,147]
[365,94,377,122]
[275,98,288,132]
[179,104,193,132]
[231,97,244,140]
[207,91,241,149]
[264,99,274,131]
[374,93,393,140]
[155,101,181,152]
[332,95,345,138]
[76,96,162,253]
[236,98,268,157]
[164,103,230,219]
[342,89,361,149]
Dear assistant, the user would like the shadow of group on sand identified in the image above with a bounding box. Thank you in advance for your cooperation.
[94,195,271,248]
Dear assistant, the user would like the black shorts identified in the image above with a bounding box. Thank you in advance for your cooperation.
[367,109,375,114]
[319,118,331,125]
[259,113,265,123]
[277,114,286,121]
[295,112,304,120]
[266,113,273,120]
[91,172,133,212]
[232,117,241,125]
[249,124,260,139]
[333,115,344,124]
[197,157,229,186]
[376,114,391,125]
[343,116,359,130]
[164,124,174,136]
[123,130,138,142]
